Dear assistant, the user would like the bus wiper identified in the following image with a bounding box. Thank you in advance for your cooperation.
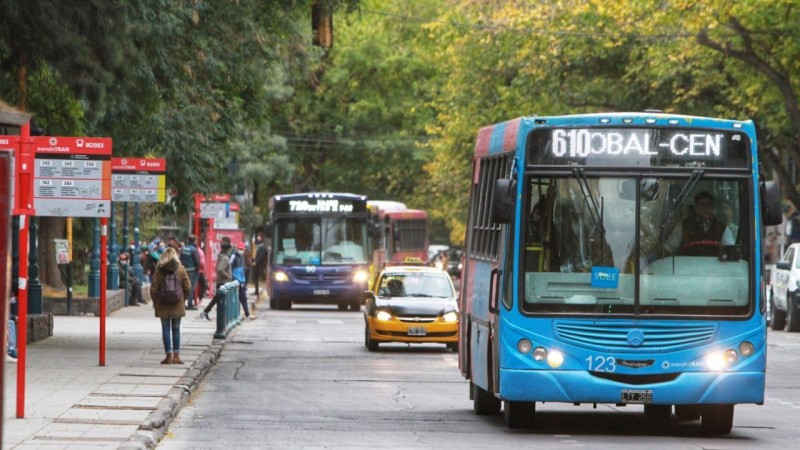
[573,168,605,236]
[660,169,704,230]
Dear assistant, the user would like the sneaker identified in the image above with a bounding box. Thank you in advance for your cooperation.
[248,315,257,321]
[186,305,198,311]
[200,311,211,321]
[6,354,17,363]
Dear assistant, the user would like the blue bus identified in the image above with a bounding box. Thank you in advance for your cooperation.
[267,193,371,311]
[459,112,782,432]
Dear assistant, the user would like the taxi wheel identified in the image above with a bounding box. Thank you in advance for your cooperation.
[338,302,348,311]
[447,342,458,353]
[365,325,379,352]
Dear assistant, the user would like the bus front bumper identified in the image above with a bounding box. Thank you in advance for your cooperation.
[499,369,765,405]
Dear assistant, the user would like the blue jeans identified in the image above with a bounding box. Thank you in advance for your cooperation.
[7,319,17,358]
[187,270,199,306]
[161,317,181,353]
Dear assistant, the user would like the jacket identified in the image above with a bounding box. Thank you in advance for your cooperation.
[149,252,191,319]
[216,249,233,285]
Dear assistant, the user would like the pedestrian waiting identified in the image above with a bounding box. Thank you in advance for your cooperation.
[149,247,191,365]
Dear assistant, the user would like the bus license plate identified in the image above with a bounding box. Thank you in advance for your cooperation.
[408,327,427,336]
[621,389,653,404]
[313,289,330,295]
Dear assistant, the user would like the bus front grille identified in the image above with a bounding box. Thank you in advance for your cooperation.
[554,321,717,351]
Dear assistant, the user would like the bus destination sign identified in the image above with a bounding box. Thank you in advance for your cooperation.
[529,128,749,168]
[289,199,354,213]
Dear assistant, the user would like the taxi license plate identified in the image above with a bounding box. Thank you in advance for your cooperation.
[407,327,427,336]
[621,389,653,404]
[313,289,330,295]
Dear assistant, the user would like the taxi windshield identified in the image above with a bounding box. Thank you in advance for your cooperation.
[378,273,454,298]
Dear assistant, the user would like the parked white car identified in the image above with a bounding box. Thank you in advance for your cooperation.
[771,244,800,331]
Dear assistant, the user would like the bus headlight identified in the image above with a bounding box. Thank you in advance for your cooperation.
[739,341,754,357]
[517,339,532,354]
[547,350,564,368]
[353,270,369,283]
[705,349,738,371]
[274,271,289,282]
[375,310,393,321]
[442,311,458,323]
[532,347,547,361]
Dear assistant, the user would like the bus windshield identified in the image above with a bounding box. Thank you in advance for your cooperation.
[273,217,369,265]
[521,175,750,316]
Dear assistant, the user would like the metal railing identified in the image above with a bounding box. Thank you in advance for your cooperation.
[213,281,242,339]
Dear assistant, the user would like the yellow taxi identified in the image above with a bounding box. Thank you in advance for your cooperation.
[363,263,458,352]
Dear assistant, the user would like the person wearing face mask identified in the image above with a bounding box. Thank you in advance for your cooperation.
[200,237,233,321]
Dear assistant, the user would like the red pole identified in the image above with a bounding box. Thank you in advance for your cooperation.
[194,193,201,237]
[14,122,34,418]
[100,217,108,366]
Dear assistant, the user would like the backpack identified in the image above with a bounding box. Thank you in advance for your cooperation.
[159,272,182,305]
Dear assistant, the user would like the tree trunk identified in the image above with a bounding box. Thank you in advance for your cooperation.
[38,216,66,290]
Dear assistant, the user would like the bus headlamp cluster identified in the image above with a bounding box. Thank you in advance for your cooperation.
[273,271,289,282]
[353,270,369,283]
[704,341,754,371]
[518,339,564,368]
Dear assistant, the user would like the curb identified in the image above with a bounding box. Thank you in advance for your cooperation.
[121,339,226,449]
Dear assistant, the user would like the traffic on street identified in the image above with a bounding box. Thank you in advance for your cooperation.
[155,303,800,449]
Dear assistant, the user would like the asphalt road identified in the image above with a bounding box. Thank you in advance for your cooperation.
[157,306,800,449]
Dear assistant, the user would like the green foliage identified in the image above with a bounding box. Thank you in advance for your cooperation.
[4,0,800,250]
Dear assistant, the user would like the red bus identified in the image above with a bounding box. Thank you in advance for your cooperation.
[367,201,428,284]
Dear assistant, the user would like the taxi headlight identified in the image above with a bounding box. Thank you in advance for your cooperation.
[375,310,393,321]
[274,271,289,282]
[442,311,458,323]
[353,270,369,283]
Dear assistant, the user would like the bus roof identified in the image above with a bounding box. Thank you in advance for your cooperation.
[474,112,754,157]
[367,200,407,212]
[271,192,367,203]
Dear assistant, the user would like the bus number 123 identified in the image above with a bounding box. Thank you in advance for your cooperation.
[587,355,616,372]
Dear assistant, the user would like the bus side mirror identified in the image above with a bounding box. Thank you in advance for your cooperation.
[264,221,273,239]
[491,178,516,224]
[762,180,782,226]
[369,221,381,238]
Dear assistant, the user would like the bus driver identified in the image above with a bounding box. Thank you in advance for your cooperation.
[664,191,734,256]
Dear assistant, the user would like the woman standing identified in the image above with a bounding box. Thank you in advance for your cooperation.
[149,247,191,364]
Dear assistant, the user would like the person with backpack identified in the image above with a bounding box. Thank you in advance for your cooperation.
[149,247,191,365]
[179,235,202,311]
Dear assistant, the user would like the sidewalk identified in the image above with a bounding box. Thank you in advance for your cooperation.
[2,288,261,450]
